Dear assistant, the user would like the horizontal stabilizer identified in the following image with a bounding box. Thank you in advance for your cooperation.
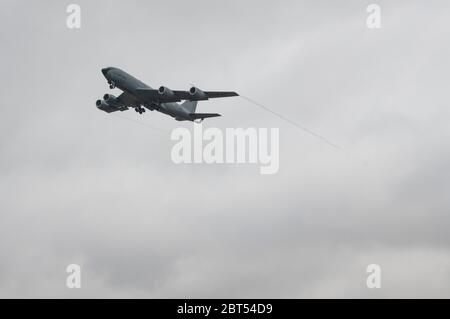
[189,113,221,120]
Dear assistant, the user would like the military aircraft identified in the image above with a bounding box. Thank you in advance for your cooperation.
[95,67,239,122]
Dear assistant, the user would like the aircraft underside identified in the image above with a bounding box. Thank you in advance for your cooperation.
[95,67,238,122]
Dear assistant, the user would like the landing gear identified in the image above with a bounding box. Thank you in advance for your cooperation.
[108,81,115,89]
[194,118,204,124]
[135,106,146,114]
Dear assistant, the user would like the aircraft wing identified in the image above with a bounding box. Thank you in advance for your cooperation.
[197,91,239,99]
[135,88,238,103]
[118,91,140,107]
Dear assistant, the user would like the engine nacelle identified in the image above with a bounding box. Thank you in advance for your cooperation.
[189,87,208,100]
[103,94,124,108]
[96,98,126,113]
[158,86,176,99]
[96,99,115,113]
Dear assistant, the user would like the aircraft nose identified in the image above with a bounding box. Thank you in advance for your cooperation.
[101,68,110,76]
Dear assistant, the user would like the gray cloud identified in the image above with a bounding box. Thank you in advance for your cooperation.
[0,0,450,298]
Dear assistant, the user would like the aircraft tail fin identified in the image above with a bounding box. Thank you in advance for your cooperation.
[181,100,198,113]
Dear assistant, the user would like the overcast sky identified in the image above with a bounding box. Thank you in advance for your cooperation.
[1,0,450,298]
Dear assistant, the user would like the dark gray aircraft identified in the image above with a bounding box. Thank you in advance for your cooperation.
[95,67,238,122]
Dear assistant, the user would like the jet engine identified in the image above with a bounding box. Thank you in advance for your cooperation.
[103,94,124,108]
[189,87,208,100]
[96,99,115,112]
[96,95,127,113]
[158,86,176,99]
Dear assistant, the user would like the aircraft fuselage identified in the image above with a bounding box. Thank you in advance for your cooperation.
[101,67,191,120]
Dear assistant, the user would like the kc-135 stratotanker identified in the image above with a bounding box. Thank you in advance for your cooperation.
[96,67,239,122]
